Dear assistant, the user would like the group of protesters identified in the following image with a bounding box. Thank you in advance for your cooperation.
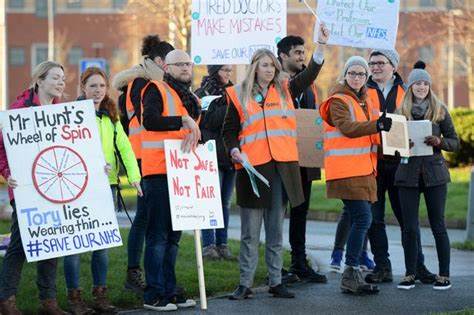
[0,19,459,314]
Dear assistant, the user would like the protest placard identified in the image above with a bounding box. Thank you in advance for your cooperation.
[315,0,400,50]
[165,140,224,231]
[0,100,121,262]
[381,113,410,157]
[295,109,324,168]
[191,0,287,65]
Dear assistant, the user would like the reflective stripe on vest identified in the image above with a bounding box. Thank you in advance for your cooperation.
[242,109,295,129]
[129,125,145,136]
[141,140,164,149]
[240,129,297,146]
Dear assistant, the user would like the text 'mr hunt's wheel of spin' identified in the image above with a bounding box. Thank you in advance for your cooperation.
[32,145,88,203]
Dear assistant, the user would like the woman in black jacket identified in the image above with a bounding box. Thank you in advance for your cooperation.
[195,65,235,260]
[395,62,459,291]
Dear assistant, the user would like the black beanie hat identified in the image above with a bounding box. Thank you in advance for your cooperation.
[207,65,224,76]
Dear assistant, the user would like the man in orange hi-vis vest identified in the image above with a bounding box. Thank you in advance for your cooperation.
[140,50,200,312]
[276,35,327,284]
[363,50,436,285]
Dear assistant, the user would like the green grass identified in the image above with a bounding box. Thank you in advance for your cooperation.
[436,309,474,315]
[0,220,289,314]
[451,240,474,251]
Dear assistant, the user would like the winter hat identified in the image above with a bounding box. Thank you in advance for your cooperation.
[207,65,224,76]
[342,56,369,77]
[407,61,432,88]
[369,49,400,69]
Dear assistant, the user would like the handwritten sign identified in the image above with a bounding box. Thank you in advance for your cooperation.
[316,0,400,50]
[191,0,287,65]
[296,109,324,168]
[1,100,121,262]
[165,140,224,231]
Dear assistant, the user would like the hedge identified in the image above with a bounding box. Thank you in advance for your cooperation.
[444,108,474,166]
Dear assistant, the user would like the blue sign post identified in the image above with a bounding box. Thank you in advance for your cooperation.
[79,58,107,74]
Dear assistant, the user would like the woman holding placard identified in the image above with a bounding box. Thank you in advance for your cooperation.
[395,61,459,291]
[62,67,142,314]
[319,56,392,295]
[0,61,68,315]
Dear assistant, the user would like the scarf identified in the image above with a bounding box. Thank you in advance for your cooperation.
[164,73,201,120]
[412,98,429,119]
[198,74,233,96]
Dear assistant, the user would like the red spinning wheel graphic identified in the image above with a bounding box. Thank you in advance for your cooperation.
[32,145,88,203]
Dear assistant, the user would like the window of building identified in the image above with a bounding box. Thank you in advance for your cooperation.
[31,44,49,72]
[9,47,25,66]
[66,0,82,9]
[68,47,83,65]
[8,0,24,9]
[36,0,53,18]
[112,48,128,66]
[418,46,434,63]
[112,0,127,9]
[419,0,435,7]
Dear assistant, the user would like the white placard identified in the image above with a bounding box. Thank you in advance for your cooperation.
[165,140,224,231]
[316,0,400,50]
[1,100,122,262]
[407,120,433,157]
[381,113,409,157]
[191,0,287,65]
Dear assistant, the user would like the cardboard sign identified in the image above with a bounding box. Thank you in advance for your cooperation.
[381,113,410,157]
[0,100,122,262]
[316,0,400,50]
[165,140,224,231]
[295,109,324,168]
[191,0,287,65]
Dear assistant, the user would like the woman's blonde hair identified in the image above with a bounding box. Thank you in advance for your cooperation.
[239,49,288,118]
[400,85,446,123]
[29,60,64,92]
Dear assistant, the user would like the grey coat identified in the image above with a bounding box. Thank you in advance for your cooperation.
[394,107,459,188]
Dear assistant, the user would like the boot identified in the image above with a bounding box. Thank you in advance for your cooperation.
[365,263,393,283]
[92,286,117,314]
[38,299,67,315]
[0,296,22,315]
[340,266,379,295]
[124,268,145,294]
[67,289,94,315]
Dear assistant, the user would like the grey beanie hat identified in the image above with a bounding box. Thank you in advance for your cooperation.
[342,56,369,77]
[370,49,400,69]
[407,61,432,88]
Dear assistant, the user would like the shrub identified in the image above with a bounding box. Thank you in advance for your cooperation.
[444,108,474,166]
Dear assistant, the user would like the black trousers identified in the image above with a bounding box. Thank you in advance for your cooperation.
[289,170,312,268]
[399,181,450,277]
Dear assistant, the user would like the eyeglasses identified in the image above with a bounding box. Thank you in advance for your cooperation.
[368,61,390,67]
[168,62,193,68]
[346,71,367,79]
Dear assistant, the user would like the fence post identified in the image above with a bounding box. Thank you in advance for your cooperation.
[466,166,474,241]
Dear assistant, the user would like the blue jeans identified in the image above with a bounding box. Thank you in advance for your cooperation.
[202,168,235,247]
[0,201,57,301]
[63,249,109,289]
[127,179,146,269]
[343,200,373,267]
[143,176,182,304]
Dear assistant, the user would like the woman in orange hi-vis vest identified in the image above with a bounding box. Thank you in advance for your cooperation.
[319,56,392,295]
[223,27,328,300]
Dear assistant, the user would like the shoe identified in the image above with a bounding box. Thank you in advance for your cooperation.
[38,299,68,315]
[365,264,393,284]
[67,288,94,315]
[0,296,22,315]
[216,244,235,260]
[330,250,343,271]
[125,268,145,294]
[433,275,452,290]
[397,275,416,290]
[202,245,220,260]
[290,261,327,283]
[229,285,253,300]
[415,265,437,284]
[359,251,375,271]
[144,298,178,312]
[268,284,295,298]
[281,268,300,284]
[340,266,379,295]
[171,288,196,308]
[92,286,117,313]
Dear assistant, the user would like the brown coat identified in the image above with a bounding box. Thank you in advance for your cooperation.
[324,83,379,202]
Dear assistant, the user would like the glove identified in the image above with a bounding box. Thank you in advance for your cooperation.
[376,111,392,132]
[424,135,441,147]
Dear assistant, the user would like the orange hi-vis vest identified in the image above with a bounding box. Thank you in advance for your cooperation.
[367,85,405,112]
[140,81,192,176]
[226,83,298,170]
[125,80,147,159]
[319,93,380,181]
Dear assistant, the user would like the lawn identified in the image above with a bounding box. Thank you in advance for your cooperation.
[0,221,290,314]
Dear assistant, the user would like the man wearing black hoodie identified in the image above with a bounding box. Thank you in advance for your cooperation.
[365,49,436,284]
[277,30,327,284]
